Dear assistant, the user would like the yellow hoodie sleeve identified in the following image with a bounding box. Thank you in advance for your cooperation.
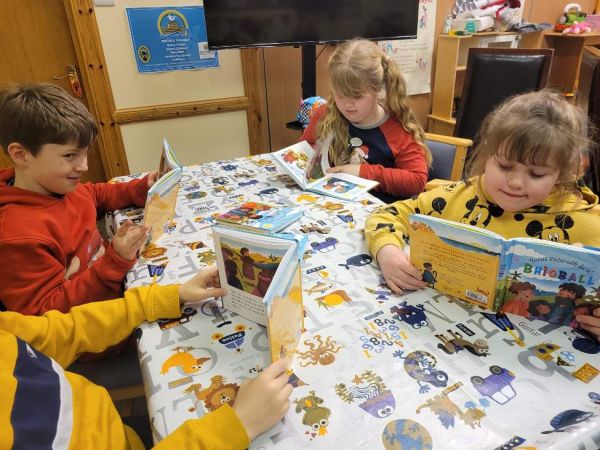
[0,284,181,368]
[365,186,459,259]
[154,405,250,450]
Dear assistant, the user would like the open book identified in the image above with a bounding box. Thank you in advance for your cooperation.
[409,214,600,327]
[214,201,303,235]
[212,226,306,362]
[143,139,182,247]
[271,140,378,201]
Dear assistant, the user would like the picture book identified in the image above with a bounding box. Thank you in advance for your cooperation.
[212,225,307,362]
[271,140,379,201]
[408,214,600,327]
[213,201,303,235]
[143,139,183,247]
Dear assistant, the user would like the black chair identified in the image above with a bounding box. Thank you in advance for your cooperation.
[577,45,600,194]
[455,47,554,143]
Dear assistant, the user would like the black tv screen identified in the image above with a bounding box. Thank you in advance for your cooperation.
[203,0,419,49]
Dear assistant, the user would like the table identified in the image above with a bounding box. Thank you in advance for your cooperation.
[110,153,600,449]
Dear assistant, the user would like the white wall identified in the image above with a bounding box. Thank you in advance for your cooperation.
[94,0,250,173]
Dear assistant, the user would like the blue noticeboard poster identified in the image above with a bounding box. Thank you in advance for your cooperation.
[126,6,219,73]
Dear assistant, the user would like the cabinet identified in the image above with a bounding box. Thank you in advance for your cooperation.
[427,31,542,135]
[543,32,600,96]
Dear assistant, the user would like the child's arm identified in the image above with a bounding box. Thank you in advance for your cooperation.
[365,191,440,293]
[88,173,153,213]
[0,236,140,314]
[359,140,428,198]
[155,359,292,449]
[0,268,225,367]
[575,309,600,341]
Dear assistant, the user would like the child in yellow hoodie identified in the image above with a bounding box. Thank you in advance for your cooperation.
[365,90,600,339]
[0,267,292,449]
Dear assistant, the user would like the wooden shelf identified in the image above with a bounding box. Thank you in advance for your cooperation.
[429,31,543,136]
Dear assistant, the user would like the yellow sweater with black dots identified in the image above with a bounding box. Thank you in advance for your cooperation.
[365,178,600,259]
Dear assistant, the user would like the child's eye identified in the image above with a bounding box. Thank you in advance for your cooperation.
[498,163,512,171]
[63,153,76,159]
[530,171,548,178]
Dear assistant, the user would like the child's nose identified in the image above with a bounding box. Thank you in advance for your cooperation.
[506,172,524,189]
[75,155,88,172]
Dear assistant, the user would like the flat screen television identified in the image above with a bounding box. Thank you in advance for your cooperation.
[203,0,420,49]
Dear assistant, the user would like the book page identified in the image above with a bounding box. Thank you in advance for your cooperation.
[143,168,181,246]
[271,141,314,189]
[267,265,304,362]
[213,227,294,326]
[501,239,600,327]
[307,173,379,201]
[409,215,502,309]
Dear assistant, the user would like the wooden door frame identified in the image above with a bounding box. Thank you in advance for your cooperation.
[62,0,269,179]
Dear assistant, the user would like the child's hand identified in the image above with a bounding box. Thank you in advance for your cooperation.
[147,170,159,188]
[576,308,600,341]
[327,164,361,177]
[233,358,292,441]
[377,244,426,294]
[112,220,148,261]
[179,266,226,303]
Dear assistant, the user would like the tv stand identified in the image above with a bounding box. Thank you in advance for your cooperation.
[286,44,317,131]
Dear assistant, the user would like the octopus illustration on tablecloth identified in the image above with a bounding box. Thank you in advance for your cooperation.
[296,335,343,367]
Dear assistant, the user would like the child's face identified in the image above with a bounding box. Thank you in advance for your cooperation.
[333,90,381,127]
[21,142,88,196]
[483,155,559,212]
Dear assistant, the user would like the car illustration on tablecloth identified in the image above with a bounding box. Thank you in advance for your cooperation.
[470,365,516,405]
[311,237,338,253]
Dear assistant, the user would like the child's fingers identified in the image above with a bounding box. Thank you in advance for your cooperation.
[116,220,133,236]
[262,359,289,379]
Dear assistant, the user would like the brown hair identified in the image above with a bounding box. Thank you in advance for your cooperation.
[466,90,591,200]
[0,83,97,156]
[317,38,431,167]
[508,281,536,294]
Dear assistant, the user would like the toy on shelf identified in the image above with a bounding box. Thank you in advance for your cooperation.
[562,20,592,34]
[555,3,588,32]
[453,0,523,31]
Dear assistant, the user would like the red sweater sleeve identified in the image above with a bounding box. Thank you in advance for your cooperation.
[86,175,150,216]
[359,123,428,198]
[0,237,134,315]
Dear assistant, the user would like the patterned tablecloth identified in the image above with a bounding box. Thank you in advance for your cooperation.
[110,153,600,450]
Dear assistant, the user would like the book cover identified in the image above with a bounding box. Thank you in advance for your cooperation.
[408,214,600,327]
[214,201,303,235]
[271,140,378,201]
[212,225,306,362]
[143,139,183,247]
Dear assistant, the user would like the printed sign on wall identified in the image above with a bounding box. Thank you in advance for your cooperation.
[127,6,219,73]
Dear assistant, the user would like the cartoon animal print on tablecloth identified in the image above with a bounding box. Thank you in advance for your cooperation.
[541,409,594,434]
[160,346,210,375]
[435,330,489,357]
[293,390,331,439]
[335,370,396,419]
[338,254,372,270]
[211,324,248,352]
[315,290,353,309]
[365,285,393,302]
[304,281,334,295]
[470,366,517,405]
[183,375,240,413]
[381,419,433,450]
[416,382,487,429]
[522,215,574,244]
[391,301,429,329]
[460,196,504,227]
[297,335,343,367]
[393,350,448,393]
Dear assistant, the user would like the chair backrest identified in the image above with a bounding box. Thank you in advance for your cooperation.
[578,46,600,194]
[454,47,554,142]
[425,132,472,182]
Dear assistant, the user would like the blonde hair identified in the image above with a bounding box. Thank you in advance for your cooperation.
[317,38,431,167]
[466,89,591,200]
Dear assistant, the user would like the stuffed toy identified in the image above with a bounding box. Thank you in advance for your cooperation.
[297,96,327,126]
[454,0,522,31]
[562,20,592,34]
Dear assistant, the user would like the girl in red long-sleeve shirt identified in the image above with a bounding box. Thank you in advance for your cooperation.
[301,38,431,203]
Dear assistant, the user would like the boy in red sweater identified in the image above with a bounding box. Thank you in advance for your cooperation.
[0,83,157,315]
